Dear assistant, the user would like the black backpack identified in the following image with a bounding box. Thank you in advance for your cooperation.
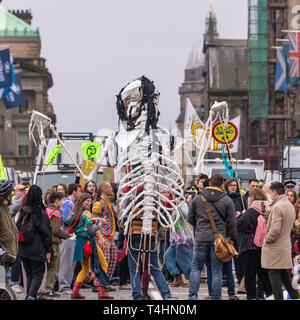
[16,208,37,244]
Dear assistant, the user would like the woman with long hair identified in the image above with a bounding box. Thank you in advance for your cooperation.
[224,178,245,297]
[57,183,67,198]
[17,185,53,300]
[286,190,297,206]
[237,188,273,300]
[66,193,111,299]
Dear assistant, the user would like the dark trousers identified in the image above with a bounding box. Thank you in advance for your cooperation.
[21,257,45,299]
[233,254,245,284]
[268,269,300,300]
[242,249,273,299]
[119,255,130,286]
[11,255,22,285]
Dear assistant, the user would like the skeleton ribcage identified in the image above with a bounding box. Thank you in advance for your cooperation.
[117,128,185,236]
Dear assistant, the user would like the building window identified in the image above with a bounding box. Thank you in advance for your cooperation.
[18,132,29,157]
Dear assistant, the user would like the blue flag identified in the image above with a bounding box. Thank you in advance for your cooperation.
[222,147,235,178]
[0,55,16,99]
[275,46,290,92]
[0,48,12,89]
[3,73,26,109]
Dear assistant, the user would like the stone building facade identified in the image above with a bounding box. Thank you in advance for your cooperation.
[177,10,249,162]
[0,8,55,172]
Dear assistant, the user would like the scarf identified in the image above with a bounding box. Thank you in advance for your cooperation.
[67,208,84,234]
[249,200,270,216]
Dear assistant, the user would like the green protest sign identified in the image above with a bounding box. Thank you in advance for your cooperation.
[81,142,101,161]
[0,154,7,179]
[45,144,62,165]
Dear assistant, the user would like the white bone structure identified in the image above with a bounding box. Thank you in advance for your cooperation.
[194,100,229,174]
[115,78,186,237]
[29,110,88,179]
[29,110,52,150]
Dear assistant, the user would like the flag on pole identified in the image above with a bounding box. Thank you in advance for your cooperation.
[275,46,290,92]
[45,145,62,165]
[0,48,12,89]
[0,55,16,99]
[288,32,300,85]
[183,97,203,143]
[3,73,26,109]
[81,142,101,161]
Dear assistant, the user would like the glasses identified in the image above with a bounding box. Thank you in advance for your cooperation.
[229,184,237,187]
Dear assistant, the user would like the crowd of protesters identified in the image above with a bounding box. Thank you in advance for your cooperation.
[0,171,299,300]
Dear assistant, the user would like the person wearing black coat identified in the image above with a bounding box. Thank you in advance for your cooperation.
[224,179,246,291]
[18,185,53,300]
[236,188,273,300]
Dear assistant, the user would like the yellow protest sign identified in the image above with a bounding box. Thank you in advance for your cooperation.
[79,160,96,186]
[212,121,238,145]
[0,154,7,180]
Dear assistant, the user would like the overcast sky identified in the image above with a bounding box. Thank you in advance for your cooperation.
[3,0,248,134]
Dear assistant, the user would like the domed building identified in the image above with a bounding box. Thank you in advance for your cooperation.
[177,8,249,161]
[177,9,219,132]
[177,39,206,133]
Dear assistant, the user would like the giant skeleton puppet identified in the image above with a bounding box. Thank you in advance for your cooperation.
[113,76,188,277]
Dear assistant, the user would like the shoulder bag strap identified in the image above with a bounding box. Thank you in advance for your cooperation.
[209,201,226,222]
[200,194,218,236]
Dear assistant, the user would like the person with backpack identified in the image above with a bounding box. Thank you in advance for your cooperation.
[44,192,72,297]
[236,188,273,300]
[17,185,53,300]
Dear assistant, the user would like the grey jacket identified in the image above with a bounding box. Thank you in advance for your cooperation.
[187,187,238,245]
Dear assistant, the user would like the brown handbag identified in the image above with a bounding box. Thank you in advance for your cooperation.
[201,194,238,262]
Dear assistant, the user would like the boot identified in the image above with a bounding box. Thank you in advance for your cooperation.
[71,282,85,299]
[169,274,184,287]
[98,283,114,299]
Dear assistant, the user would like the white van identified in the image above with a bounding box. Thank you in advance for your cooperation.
[33,132,117,191]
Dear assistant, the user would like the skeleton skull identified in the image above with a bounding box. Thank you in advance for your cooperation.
[119,77,160,122]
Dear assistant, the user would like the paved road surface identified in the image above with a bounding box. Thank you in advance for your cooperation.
[15,278,247,300]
